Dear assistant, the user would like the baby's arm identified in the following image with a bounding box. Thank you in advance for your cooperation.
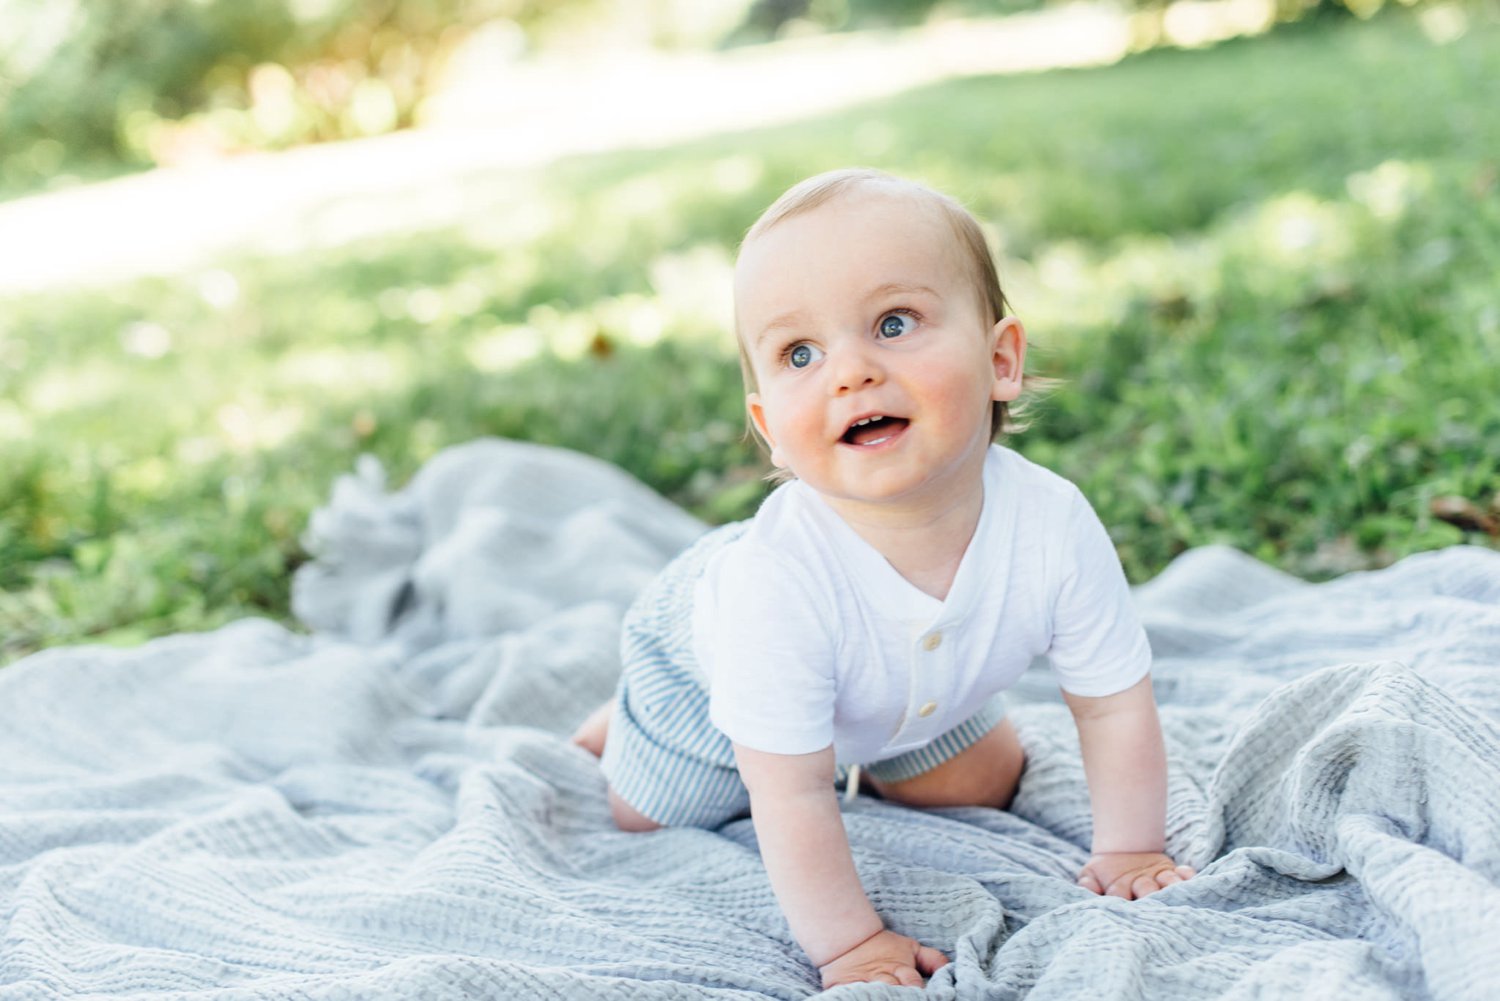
[733,743,949,989]
[1062,675,1195,898]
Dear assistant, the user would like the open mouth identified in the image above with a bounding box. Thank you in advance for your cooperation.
[840,414,910,447]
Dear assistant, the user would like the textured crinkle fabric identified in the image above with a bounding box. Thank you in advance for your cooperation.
[2,438,1498,1000]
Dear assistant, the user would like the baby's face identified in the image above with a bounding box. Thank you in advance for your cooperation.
[735,190,1023,514]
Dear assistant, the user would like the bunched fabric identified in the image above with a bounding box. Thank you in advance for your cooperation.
[1,438,1498,1000]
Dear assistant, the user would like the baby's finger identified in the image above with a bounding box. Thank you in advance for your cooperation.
[872,973,898,986]
[1131,873,1161,899]
[1175,865,1196,880]
[1156,869,1183,887]
[917,946,950,974]
[894,966,923,988]
[1077,871,1104,895]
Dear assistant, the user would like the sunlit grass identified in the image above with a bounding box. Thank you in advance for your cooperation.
[2,11,1498,663]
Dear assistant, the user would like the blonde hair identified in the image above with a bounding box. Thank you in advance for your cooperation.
[735,168,1040,447]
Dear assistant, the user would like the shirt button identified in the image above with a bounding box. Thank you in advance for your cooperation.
[922,632,943,651]
[918,701,938,718]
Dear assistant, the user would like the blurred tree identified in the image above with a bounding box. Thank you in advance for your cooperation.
[4,0,293,182]
[0,0,599,193]
[737,0,814,39]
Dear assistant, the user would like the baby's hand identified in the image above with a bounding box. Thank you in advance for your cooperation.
[818,928,949,990]
[1077,852,1194,900]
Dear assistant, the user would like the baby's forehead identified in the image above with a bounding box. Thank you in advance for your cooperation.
[735,187,970,297]
[766,183,944,237]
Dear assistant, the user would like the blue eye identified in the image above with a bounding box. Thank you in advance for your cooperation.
[879,313,914,338]
[788,343,823,368]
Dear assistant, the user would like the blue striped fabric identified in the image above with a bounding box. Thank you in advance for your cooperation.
[599,521,1006,827]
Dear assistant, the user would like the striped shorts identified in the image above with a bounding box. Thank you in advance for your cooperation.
[600,522,1005,828]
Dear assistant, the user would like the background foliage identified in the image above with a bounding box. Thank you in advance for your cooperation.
[0,0,1467,197]
[2,10,1498,664]
[1,0,585,196]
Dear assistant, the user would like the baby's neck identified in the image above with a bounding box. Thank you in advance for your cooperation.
[824,480,984,602]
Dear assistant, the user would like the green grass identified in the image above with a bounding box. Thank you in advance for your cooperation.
[3,12,1499,664]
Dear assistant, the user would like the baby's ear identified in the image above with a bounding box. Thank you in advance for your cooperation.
[990,317,1027,402]
[746,393,785,468]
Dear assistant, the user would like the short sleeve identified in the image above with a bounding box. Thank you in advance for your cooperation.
[694,541,838,755]
[1046,490,1153,697]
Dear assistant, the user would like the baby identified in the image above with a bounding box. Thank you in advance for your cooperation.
[574,167,1193,989]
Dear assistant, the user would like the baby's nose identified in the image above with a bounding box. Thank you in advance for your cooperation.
[828,343,883,394]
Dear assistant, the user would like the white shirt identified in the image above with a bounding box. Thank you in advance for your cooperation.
[692,445,1151,765]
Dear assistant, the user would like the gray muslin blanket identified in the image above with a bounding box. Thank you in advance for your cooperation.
[3,438,1498,1000]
